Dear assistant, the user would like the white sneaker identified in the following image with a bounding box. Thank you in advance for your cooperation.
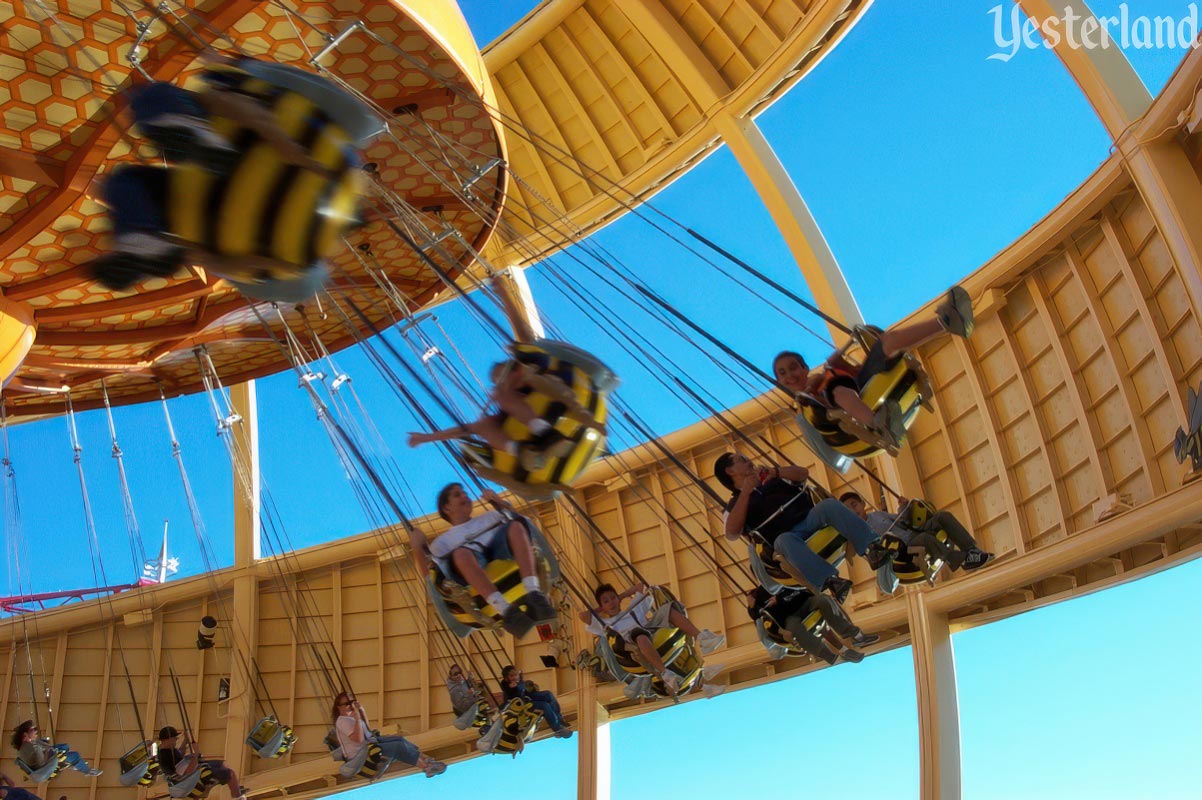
[701,663,726,681]
[697,630,725,655]
[702,683,727,699]
[661,671,682,695]
[623,675,652,699]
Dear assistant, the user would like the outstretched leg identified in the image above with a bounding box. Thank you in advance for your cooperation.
[408,415,513,453]
[451,548,501,601]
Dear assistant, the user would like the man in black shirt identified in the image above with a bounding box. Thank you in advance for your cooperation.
[715,452,887,600]
[746,587,878,664]
[156,727,245,800]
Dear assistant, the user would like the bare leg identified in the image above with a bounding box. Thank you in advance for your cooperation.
[493,382,544,428]
[451,549,501,600]
[634,634,668,674]
[831,385,876,426]
[225,769,241,797]
[667,608,700,637]
[505,521,537,578]
[490,274,537,344]
[879,319,945,358]
[408,415,513,453]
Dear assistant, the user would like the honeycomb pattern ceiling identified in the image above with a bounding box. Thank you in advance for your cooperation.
[0,0,506,418]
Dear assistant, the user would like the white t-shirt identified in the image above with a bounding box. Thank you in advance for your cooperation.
[335,714,371,760]
[586,593,655,638]
[429,511,507,574]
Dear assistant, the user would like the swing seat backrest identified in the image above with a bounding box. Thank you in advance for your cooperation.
[118,741,159,787]
[167,763,213,800]
[760,604,826,657]
[884,500,948,585]
[753,524,846,589]
[460,340,615,499]
[797,326,929,460]
[165,71,364,278]
[493,698,544,754]
[338,741,385,780]
[16,755,62,784]
[428,519,561,634]
[247,716,295,758]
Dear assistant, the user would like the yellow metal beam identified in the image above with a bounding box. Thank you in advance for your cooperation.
[906,589,961,800]
[225,383,261,781]
[1015,0,1152,134]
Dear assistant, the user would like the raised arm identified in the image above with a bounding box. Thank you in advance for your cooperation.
[409,529,432,575]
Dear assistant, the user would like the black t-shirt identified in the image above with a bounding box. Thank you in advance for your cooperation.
[747,587,813,623]
[157,746,184,775]
[726,478,815,545]
[501,680,527,702]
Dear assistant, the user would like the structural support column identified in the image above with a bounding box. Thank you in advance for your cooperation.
[1017,0,1202,319]
[906,589,961,800]
[223,381,260,773]
[574,681,612,800]
[712,113,863,334]
[497,267,547,340]
[613,0,862,338]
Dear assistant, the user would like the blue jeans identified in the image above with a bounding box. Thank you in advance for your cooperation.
[373,735,419,766]
[774,498,879,587]
[525,690,563,731]
[56,743,97,775]
[102,166,167,237]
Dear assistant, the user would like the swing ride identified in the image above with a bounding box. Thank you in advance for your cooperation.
[1,1,1202,800]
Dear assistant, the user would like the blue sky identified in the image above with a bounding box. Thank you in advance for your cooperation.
[4,1,1201,797]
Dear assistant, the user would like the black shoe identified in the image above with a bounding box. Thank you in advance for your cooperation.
[822,575,852,604]
[526,428,564,450]
[90,247,185,290]
[142,120,239,174]
[851,630,879,648]
[865,540,890,571]
[501,605,534,638]
[523,591,556,624]
[961,549,994,571]
[836,648,864,664]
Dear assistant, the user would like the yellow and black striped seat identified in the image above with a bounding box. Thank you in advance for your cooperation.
[118,741,159,787]
[427,517,560,637]
[881,500,948,585]
[164,69,365,294]
[489,698,544,755]
[461,340,617,500]
[752,524,847,590]
[166,761,216,800]
[598,587,702,699]
[758,603,827,659]
[246,716,297,759]
[325,729,387,781]
[16,747,68,784]
[798,326,932,463]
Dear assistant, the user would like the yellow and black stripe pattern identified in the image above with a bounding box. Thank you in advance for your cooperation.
[461,340,614,500]
[800,326,927,460]
[757,525,847,589]
[428,516,560,634]
[354,743,386,780]
[166,70,363,283]
[605,587,703,697]
[117,742,159,787]
[176,762,216,800]
[432,555,530,630]
[883,500,947,585]
[493,698,544,755]
[761,606,825,657]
